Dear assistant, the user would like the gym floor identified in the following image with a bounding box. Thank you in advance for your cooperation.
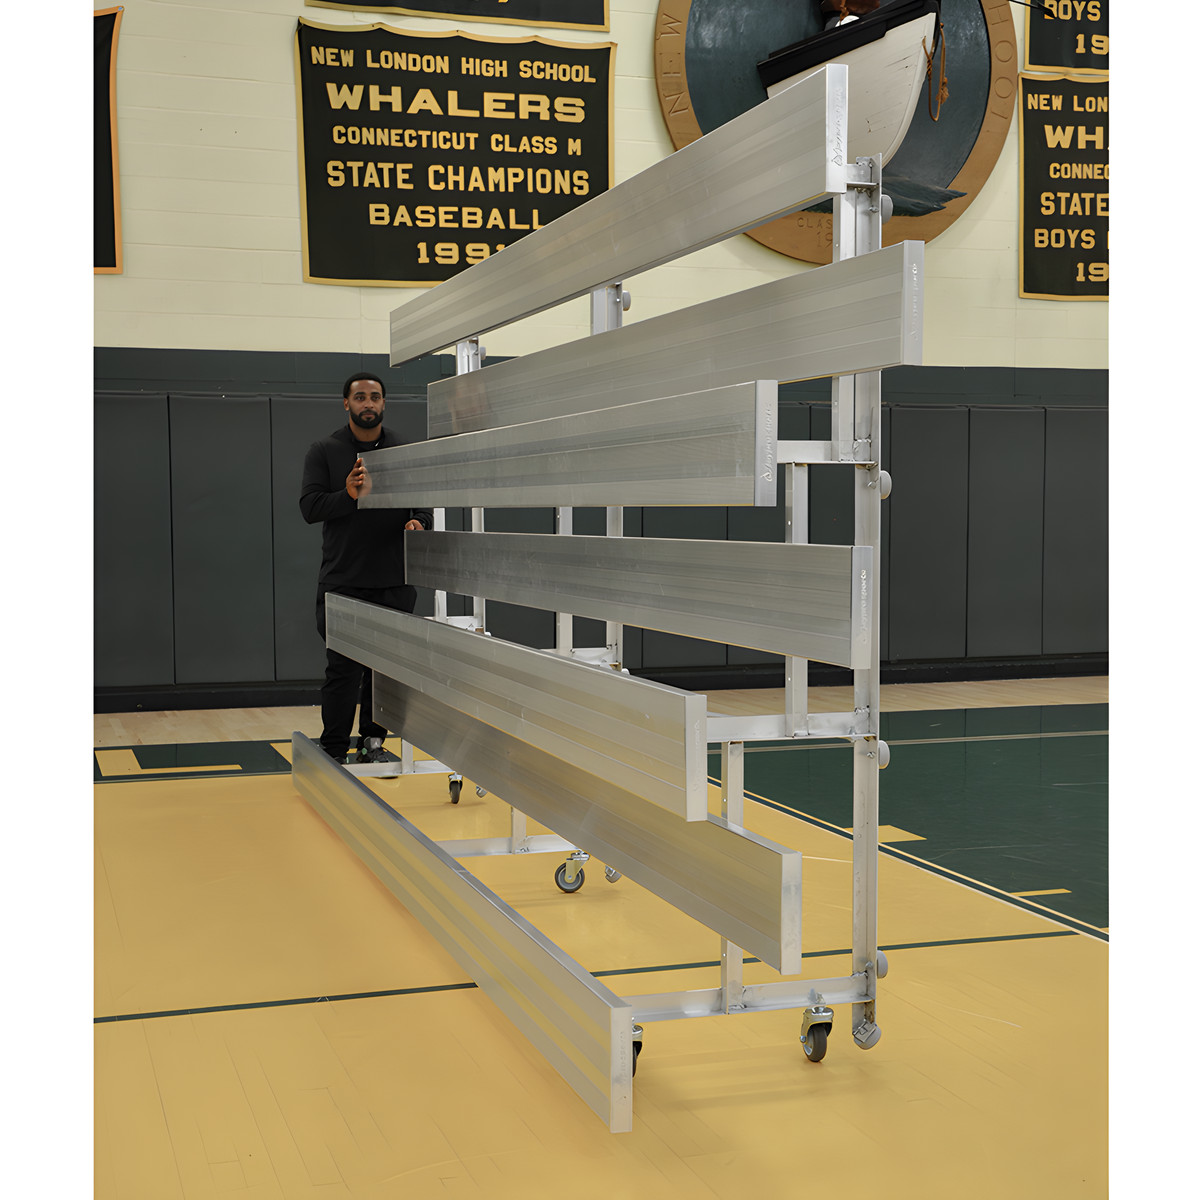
[95,677,1107,1198]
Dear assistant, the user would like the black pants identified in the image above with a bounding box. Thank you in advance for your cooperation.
[315,583,416,760]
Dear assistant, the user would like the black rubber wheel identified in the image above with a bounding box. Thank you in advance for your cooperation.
[632,1041,642,1077]
[449,779,462,804]
[554,862,585,893]
[802,1023,828,1063]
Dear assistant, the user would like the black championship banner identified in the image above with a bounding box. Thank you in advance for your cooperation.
[1024,0,1109,75]
[1018,74,1108,301]
[295,20,614,286]
[305,1,609,34]
[95,6,124,274]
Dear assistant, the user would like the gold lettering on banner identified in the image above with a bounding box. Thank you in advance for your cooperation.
[1019,74,1108,298]
[484,92,515,119]
[298,19,613,286]
[407,88,443,116]
[447,90,479,118]
[553,97,584,123]
[369,85,403,112]
[327,83,363,110]
[518,60,599,83]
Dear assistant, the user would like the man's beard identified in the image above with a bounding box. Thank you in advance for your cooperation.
[350,409,382,430]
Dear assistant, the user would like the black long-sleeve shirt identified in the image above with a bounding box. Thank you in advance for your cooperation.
[299,425,433,588]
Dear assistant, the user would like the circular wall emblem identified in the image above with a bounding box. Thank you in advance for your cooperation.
[654,0,1017,264]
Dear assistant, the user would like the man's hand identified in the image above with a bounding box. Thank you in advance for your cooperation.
[405,519,425,531]
[346,458,366,500]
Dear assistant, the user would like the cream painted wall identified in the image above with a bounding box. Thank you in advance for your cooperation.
[95,1,1105,368]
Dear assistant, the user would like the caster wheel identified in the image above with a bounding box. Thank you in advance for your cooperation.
[802,1023,828,1063]
[604,865,622,883]
[852,1020,882,1050]
[554,862,585,893]
[476,786,487,797]
[632,1041,642,1077]
[449,779,462,804]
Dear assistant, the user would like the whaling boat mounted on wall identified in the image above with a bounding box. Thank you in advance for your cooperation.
[757,0,943,167]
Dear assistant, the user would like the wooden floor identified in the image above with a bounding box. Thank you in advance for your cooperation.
[93,675,1109,746]
[95,677,1108,1197]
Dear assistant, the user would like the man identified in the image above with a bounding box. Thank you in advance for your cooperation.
[300,372,432,763]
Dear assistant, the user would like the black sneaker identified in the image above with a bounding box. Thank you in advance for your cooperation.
[355,736,390,764]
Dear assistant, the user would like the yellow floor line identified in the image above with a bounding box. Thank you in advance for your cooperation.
[841,824,926,842]
[1011,888,1072,897]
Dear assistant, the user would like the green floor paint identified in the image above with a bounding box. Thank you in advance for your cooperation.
[99,708,1110,927]
[880,703,1106,741]
[708,705,1108,929]
[94,740,291,783]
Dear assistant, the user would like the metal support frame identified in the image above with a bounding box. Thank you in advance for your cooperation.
[720,742,745,1013]
[840,156,885,1049]
[470,506,484,631]
[596,281,628,669]
[472,158,895,1049]
[785,462,809,735]
[297,70,920,1128]
[554,281,630,665]
[605,503,624,667]
[554,504,573,657]
[427,338,485,630]
[404,337,482,770]
[399,334,502,822]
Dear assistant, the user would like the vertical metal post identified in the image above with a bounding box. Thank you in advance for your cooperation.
[831,190,858,463]
[591,281,626,335]
[721,741,745,1012]
[847,156,884,1050]
[555,505,573,655]
[454,338,482,375]
[593,283,629,668]
[432,507,447,622]
[457,336,530,847]
[784,463,808,735]
[832,376,856,463]
[510,805,528,853]
[441,338,484,627]
[604,505,624,666]
[720,741,743,825]
[471,506,485,630]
